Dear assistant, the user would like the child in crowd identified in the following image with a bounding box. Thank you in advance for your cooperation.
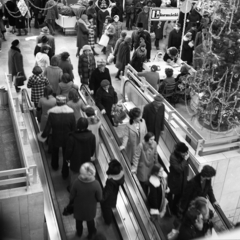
[158,68,175,94]
[88,15,98,56]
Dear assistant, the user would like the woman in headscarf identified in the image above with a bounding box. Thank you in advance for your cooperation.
[115,36,131,80]
[76,14,89,57]
[130,42,147,72]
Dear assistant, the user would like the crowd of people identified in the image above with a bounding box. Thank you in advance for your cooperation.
[4,0,233,239]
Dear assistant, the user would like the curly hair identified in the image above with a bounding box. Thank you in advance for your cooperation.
[165,68,174,77]
[68,89,79,103]
[200,165,216,178]
[129,107,141,124]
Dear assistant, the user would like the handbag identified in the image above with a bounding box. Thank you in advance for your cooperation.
[62,202,74,216]
[98,34,110,47]
[15,72,26,87]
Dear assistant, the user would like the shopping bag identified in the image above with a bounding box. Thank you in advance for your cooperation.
[107,47,115,64]
[98,34,109,47]
[15,72,26,87]
[62,202,73,216]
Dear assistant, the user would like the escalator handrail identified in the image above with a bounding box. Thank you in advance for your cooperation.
[80,85,166,240]
[22,89,68,240]
[122,79,233,231]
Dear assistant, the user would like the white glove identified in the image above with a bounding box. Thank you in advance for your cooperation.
[101,109,106,114]
[119,145,125,151]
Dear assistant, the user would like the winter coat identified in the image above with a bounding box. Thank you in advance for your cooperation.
[36,33,55,54]
[38,95,56,131]
[58,59,74,80]
[115,41,131,71]
[168,29,182,50]
[67,99,85,122]
[41,105,76,147]
[76,19,89,49]
[180,174,216,212]
[70,177,102,221]
[43,66,63,94]
[136,11,149,30]
[122,119,147,163]
[181,36,194,65]
[142,102,165,143]
[65,129,96,173]
[132,141,158,182]
[153,21,164,40]
[105,24,116,46]
[78,53,96,85]
[163,21,174,38]
[112,21,123,45]
[98,10,110,37]
[138,71,160,90]
[4,0,17,26]
[16,16,26,29]
[178,221,205,240]
[89,68,111,95]
[57,82,79,100]
[168,151,188,195]
[44,0,58,20]
[35,52,50,72]
[8,46,25,77]
[34,43,54,59]
[113,38,124,57]
[88,24,96,47]
[27,74,50,104]
[95,86,118,117]
[130,50,146,72]
[88,119,101,158]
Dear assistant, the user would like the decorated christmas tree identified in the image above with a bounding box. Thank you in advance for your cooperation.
[190,0,240,131]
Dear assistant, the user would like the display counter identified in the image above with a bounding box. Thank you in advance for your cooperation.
[55,14,76,34]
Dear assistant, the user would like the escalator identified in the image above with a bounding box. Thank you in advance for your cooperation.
[21,88,161,240]
[80,76,232,238]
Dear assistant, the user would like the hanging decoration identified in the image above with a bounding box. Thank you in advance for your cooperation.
[17,0,28,16]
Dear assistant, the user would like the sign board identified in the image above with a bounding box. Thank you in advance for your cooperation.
[17,0,28,16]
[150,7,180,21]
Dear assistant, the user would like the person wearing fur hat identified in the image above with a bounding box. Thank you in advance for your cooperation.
[76,14,89,57]
[115,36,131,80]
[36,27,55,56]
[131,22,152,61]
[148,165,170,218]
[78,45,96,85]
[101,159,124,225]
[130,42,147,72]
[142,94,165,143]
[168,142,189,215]
[181,32,194,65]
[138,64,161,90]
[65,117,96,187]
[8,39,26,92]
[70,162,102,238]
[27,66,50,107]
[95,80,118,125]
[38,95,76,179]
[89,59,111,96]
[85,107,101,159]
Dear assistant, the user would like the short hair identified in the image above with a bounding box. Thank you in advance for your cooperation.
[32,66,42,75]
[51,56,59,66]
[41,35,48,43]
[175,142,189,154]
[129,107,141,124]
[200,165,216,178]
[68,88,79,103]
[144,132,154,142]
[151,165,161,176]
[121,31,127,38]
[106,159,122,175]
[44,85,53,99]
[61,52,70,61]
[77,117,89,131]
[165,68,174,77]
[191,22,197,28]
[61,73,71,83]
[184,208,201,225]
[168,47,178,57]
[41,45,49,53]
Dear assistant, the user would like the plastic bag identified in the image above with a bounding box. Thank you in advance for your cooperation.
[98,34,109,47]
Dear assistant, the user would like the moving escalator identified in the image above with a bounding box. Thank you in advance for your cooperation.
[21,88,160,240]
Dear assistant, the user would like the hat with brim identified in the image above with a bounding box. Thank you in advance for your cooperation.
[101,80,110,87]
[56,95,67,104]
[154,94,164,102]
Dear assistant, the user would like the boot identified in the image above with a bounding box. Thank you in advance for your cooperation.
[16,29,22,36]
[24,29,28,35]
[92,47,99,56]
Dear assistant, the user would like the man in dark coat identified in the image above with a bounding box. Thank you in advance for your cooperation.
[8,39,25,92]
[95,80,118,125]
[89,59,111,96]
[132,22,152,61]
[168,23,182,50]
[142,94,165,143]
[179,165,218,213]
[168,142,189,215]
[78,45,96,85]
[65,117,96,187]
[38,95,76,179]
[136,6,149,31]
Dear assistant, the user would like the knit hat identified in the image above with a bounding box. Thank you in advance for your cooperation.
[77,117,89,131]
[97,59,106,66]
[41,26,50,34]
[79,162,96,182]
[85,107,95,117]
[101,80,110,87]
[11,39,19,47]
[82,45,92,52]
[56,95,66,104]
[175,142,188,153]
[137,22,143,28]
[154,94,164,102]
[151,65,158,72]
[106,159,122,175]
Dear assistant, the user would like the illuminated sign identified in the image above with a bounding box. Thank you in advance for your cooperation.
[150,8,180,21]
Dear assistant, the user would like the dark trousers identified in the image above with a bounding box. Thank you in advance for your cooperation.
[116,68,125,78]
[168,192,182,215]
[126,14,133,29]
[46,19,56,35]
[101,206,113,225]
[155,38,160,48]
[76,219,96,237]
[51,145,68,177]
[140,181,148,196]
